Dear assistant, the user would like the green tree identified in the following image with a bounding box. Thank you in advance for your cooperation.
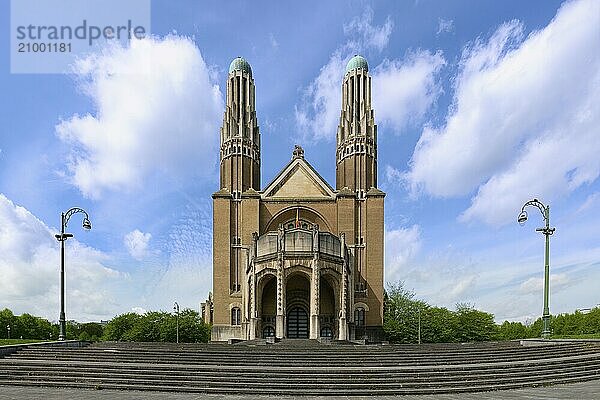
[383,282,427,343]
[497,321,528,340]
[527,317,543,338]
[65,321,81,340]
[454,303,497,342]
[79,322,103,341]
[421,306,456,343]
[585,308,600,333]
[0,308,18,339]
[123,311,169,342]
[178,309,211,343]
[102,313,141,341]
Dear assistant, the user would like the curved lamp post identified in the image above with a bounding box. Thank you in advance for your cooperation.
[55,207,92,340]
[173,301,180,344]
[517,198,555,338]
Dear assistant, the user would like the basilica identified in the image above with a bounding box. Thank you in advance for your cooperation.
[205,55,385,341]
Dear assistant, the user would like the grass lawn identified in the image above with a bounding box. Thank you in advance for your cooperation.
[0,339,49,346]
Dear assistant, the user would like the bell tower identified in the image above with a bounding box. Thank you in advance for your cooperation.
[336,55,377,192]
[335,55,384,331]
[212,57,261,341]
[220,56,261,193]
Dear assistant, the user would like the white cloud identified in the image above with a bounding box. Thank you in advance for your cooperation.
[295,7,392,142]
[295,48,349,142]
[131,306,147,315]
[518,273,571,295]
[296,9,444,141]
[124,229,152,260]
[56,35,223,199]
[373,51,445,133]
[442,275,477,303]
[577,192,600,213]
[385,164,403,186]
[385,225,422,282]
[343,8,393,52]
[406,0,600,226]
[0,193,213,321]
[0,193,125,321]
[437,18,454,35]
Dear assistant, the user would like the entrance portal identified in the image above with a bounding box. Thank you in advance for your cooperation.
[287,307,308,338]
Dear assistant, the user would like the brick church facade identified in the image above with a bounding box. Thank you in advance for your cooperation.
[206,55,385,341]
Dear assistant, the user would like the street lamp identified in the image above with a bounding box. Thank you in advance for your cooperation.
[517,198,555,339]
[417,307,421,345]
[6,325,10,339]
[173,301,180,344]
[55,207,92,341]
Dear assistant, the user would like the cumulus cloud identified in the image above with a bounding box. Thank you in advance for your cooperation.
[295,49,349,142]
[373,51,445,133]
[343,8,393,52]
[518,273,571,295]
[0,193,214,321]
[56,35,223,199]
[124,229,152,260]
[385,225,422,282]
[405,0,600,226]
[0,193,125,321]
[296,9,444,141]
[385,165,403,187]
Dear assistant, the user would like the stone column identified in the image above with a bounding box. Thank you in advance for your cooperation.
[309,224,320,339]
[241,248,249,340]
[248,232,258,340]
[276,225,285,338]
[338,233,348,340]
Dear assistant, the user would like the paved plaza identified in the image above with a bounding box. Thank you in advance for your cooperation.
[1,380,599,400]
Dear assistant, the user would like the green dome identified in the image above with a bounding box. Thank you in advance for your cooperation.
[229,57,252,76]
[346,55,369,73]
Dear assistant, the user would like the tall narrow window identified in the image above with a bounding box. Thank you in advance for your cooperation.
[231,307,241,326]
[354,307,365,327]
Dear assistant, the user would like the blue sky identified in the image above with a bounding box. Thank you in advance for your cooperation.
[1,0,599,324]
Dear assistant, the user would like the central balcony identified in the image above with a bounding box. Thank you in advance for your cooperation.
[251,227,347,276]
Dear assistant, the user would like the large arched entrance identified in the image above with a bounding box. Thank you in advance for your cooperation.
[319,275,337,338]
[258,275,276,338]
[285,272,310,338]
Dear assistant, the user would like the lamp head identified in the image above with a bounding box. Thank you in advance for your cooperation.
[82,218,92,230]
[517,210,528,225]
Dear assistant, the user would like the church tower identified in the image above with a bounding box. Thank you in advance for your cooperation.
[212,57,261,340]
[210,55,384,342]
[219,57,260,192]
[335,55,384,330]
[336,55,377,192]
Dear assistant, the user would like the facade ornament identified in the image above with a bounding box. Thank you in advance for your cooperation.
[292,144,305,159]
[278,223,285,253]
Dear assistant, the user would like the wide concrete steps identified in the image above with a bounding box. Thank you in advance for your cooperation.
[1,341,599,395]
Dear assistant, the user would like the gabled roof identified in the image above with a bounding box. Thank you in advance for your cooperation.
[262,156,336,200]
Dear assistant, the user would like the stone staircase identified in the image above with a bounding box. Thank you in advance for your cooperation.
[1,340,599,395]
